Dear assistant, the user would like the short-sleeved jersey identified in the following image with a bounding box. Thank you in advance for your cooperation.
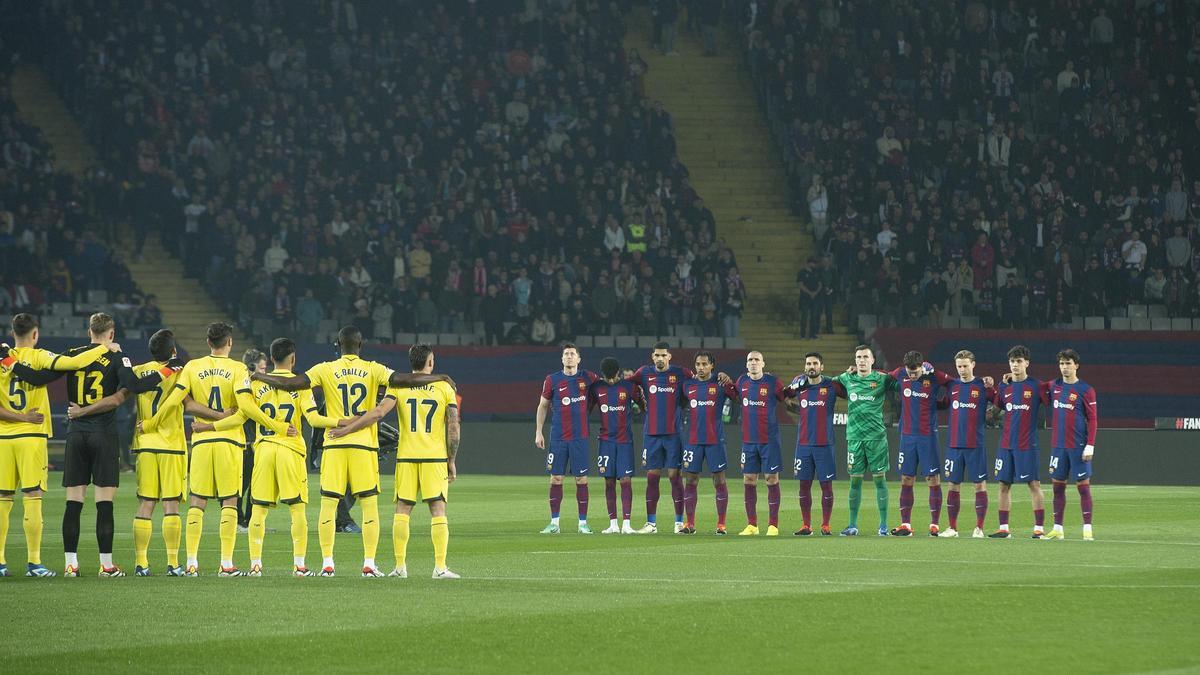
[131,361,185,452]
[831,370,898,442]
[587,379,641,443]
[946,378,993,449]
[1048,379,1098,449]
[991,378,1044,450]
[387,380,457,460]
[0,344,106,439]
[306,355,395,450]
[736,374,793,444]
[62,345,132,432]
[173,355,247,446]
[629,365,694,436]
[244,371,326,456]
[540,370,598,442]
[681,378,737,445]
[891,368,953,437]
[793,376,843,447]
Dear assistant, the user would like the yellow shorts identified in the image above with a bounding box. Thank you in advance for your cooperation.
[189,440,243,501]
[251,444,308,506]
[319,447,379,498]
[135,449,187,501]
[395,460,449,504]
[0,435,48,493]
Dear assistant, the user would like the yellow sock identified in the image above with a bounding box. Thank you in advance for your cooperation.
[248,505,268,564]
[219,506,238,565]
[289,503,307,562]
[0,498,12,565]
[185,507,204,564]
[163,513,181,567]
[23,496,43,565]
[133,517,153,568]
[360,495,380,561]
[318,497,337,560]
[431,516,449,570]
[392,513,410,568]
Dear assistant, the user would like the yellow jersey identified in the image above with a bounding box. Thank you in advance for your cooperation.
[130,360,186,452]
[147,354,249,446]
[305,355,393,451]
[216,369,337,456]
[0,344,107,439]
[386,380,457,461]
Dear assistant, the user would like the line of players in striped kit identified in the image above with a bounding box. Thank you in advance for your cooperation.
[534,341,1098,540]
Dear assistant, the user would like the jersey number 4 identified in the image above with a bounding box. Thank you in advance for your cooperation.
[406,398,438,433]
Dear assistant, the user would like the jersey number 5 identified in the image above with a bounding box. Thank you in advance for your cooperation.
[8,379,27,411]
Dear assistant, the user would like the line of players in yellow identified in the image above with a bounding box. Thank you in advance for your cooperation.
[0,315,459,578]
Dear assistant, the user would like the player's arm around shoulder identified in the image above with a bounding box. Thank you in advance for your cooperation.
[299,387,339,429]
[328,394,394,439]
[142,363,194,432]
[47,343,110,370]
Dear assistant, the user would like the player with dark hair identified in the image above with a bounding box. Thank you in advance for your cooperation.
[0,313,114,577]
[628,341,694,534]
[536,343,598,534]
[785,352,844,535]
[330,343,462,577]
[236,348,269,532]
[939,350,996,539]
[1044,349,1098,541]
[678,351,737,534]
[587,356,642,534]
[886,350,954,537]
[990,345,1047,538]
[250,327,452,576]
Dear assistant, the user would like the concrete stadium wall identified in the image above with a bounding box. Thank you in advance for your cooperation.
[454,423,1200,486]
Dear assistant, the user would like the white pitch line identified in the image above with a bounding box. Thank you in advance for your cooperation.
[463,576,1200,590]
[530,550,1199,570]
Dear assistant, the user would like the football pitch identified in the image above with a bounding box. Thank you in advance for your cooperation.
[3,474,1198,674]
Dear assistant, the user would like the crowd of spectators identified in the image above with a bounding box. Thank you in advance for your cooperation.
[0,66,153,332]
[36,0,747,346]
[747,0,1200,330]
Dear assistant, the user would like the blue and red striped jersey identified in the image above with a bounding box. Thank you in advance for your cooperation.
[630,365,694,436]
[890,368,953,437]
[990,378,1045,450]
[540,370,599,441]
[946,378,994,449]
[1048,379,1098,448]
[736,374,793,444]
[793,376,843,447]
[680,377,738,445]
[587,379,642,443]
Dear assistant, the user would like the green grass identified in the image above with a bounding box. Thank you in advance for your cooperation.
[2,474,1198,674]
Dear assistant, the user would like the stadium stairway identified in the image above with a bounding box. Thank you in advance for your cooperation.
[10,65,95,175]
[11,65,250,354]
[625,16,857,379]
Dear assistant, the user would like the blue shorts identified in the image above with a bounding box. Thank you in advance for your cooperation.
[597,441,635,478]
[740,441,783,475]
[944,447,988,484]
[642,435,683,471]
[1049,447,1092,483]
[683,443,727,474]
[547,439,590,477]
[994,448,1040,484]
[794,445,836,481]
[898,434,940,477]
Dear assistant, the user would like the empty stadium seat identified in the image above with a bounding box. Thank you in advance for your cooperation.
[1130,318,1152,330]
[1150,318,1172,331]
[593,336,615,348]
[1148,305,1168,318]
[1084,316,1106,330]
[701,337,725,349]
[573,336,594,348]
[416,333,438,345]
[615,336,637,348]
[437,334,460,346]
[725,337,747,349]
[636,336,658,349]
[1171,318,1194,331]
[457,333,480,346]
[394,332,416,345]
[940,315,959,329]
[681,337,703,349]
[1128,304,1148,318]
[959,316,979,329]
[1109,317,1131,330]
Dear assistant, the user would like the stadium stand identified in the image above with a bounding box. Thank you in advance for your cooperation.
[33,0,746,348]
